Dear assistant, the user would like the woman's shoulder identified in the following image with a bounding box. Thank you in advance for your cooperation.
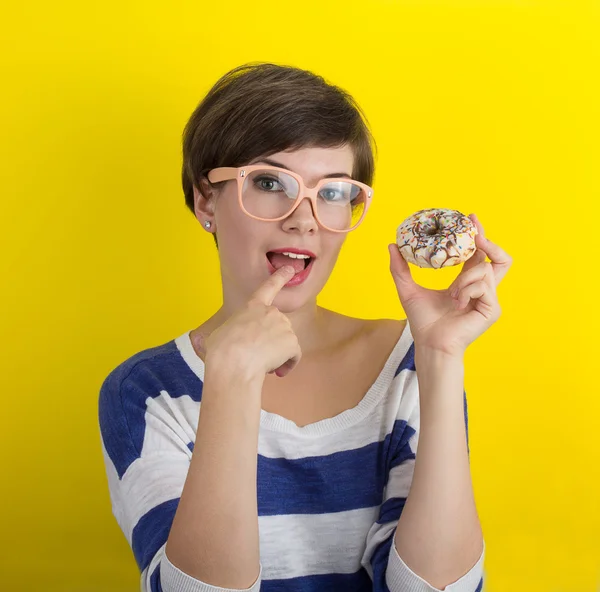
[364,316,407,337]
[327,310,407,346]
[322,310,409,372]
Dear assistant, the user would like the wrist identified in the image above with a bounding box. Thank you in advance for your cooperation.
[414,346,465,391]
[205,351,265,391]
[414,345,465,367]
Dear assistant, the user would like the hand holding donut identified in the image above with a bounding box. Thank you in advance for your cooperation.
[388,212,512,358]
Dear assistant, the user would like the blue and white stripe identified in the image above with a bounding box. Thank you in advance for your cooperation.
[98,322,484,591]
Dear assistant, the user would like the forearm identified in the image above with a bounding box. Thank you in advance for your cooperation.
[165,358,264,588]
[394,347,483,588]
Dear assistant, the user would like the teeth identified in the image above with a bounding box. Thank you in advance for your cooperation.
[281,252,310,259]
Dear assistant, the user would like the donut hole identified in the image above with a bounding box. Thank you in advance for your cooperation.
[422,220,441,236]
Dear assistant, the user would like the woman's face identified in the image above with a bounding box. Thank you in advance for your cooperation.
[194,144,355,313]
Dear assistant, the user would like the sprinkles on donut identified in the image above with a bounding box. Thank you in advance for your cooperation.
[396,208,478,268]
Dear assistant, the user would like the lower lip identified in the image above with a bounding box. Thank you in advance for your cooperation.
[266,256,315,286]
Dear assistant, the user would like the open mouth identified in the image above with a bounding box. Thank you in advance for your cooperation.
[266,252,313,271]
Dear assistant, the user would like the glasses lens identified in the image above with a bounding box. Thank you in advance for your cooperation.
[242,169,300,219]
[241,169,366,231]
[316,181,366,231]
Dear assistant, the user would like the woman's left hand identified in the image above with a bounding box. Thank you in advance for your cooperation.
[388,213,512,358]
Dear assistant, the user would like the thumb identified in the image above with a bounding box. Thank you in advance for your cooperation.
[388,244,418,302]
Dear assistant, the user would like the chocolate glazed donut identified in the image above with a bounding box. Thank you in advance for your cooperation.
[396,208,478,269]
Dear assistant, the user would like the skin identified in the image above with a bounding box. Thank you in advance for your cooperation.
[165,266,299,586]
[190,145,354,360]
[388,217,512,586]
[166,144,513,589]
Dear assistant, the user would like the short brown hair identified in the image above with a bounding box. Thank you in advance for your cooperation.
[181,62,378,248]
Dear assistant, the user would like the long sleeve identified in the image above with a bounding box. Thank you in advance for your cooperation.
[360,370,485,591]
[98,369,262,592]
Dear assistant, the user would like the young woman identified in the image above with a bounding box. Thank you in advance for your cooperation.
[99,62,512,592]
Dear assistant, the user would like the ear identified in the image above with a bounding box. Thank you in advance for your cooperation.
[193,177,217,223]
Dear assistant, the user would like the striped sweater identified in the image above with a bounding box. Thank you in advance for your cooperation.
[98,320,485,592]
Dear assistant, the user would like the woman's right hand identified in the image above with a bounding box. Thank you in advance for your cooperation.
[203,265,302,379]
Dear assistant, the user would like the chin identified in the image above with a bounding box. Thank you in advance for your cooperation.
[272,297,313,314]
[272,279,329,313]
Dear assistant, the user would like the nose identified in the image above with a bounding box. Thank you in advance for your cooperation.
[282,196,318,232]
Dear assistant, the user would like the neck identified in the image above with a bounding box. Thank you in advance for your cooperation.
[192,301,333,362]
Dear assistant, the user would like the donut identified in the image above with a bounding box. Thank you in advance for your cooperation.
[396,208,478,268]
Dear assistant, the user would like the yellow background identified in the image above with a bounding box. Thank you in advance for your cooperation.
[1,1,598,590]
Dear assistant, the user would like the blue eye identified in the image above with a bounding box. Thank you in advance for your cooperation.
[321,188,341,200]
[319,182,360,202]
[319,185,347,201]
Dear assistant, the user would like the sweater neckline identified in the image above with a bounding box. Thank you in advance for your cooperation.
[174,319,413,437]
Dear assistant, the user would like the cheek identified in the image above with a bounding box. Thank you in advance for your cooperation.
[218,219,268,272]
[313,239,344,275]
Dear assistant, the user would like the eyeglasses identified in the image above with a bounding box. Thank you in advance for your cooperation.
[207,165,373,233]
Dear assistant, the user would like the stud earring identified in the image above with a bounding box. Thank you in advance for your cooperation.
[204,221,211,229]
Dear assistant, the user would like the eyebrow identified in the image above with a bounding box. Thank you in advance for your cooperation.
[250,158,352,179]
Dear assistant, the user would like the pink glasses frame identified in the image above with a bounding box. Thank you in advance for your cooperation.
[207,165,374,233]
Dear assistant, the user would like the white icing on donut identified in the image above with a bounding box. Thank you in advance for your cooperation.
[396,208,478,268]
